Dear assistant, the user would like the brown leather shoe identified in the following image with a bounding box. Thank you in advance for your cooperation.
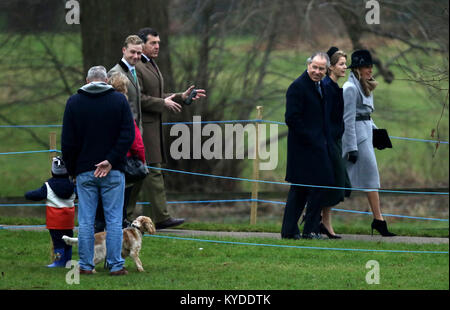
[110,267,128,276]
[79,268,96,275]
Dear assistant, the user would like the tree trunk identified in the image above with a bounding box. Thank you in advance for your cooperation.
[80,0,173,86]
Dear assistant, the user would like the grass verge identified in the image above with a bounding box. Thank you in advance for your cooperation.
[0,230,448,290]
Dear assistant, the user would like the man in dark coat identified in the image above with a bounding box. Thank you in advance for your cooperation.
[61,65,134,275]
[281,52,335,239]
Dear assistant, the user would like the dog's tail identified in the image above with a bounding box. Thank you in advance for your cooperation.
[62,235,78,246]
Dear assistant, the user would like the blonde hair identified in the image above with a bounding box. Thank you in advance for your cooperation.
[327,50,347,74]
[351,67,378,96]
[108,71,129,99]
[330,51,347,66]
[123,35,143,48]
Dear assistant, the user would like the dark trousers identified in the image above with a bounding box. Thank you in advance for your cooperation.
[95,185,132,232]
[49,229,73,249]
[281,185,323,237]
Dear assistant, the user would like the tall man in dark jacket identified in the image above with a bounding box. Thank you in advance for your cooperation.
[61,65,134,275]
[281,52,335,239]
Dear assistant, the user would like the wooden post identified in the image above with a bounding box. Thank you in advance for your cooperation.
[49,132,57,163]
[250,106,263,225]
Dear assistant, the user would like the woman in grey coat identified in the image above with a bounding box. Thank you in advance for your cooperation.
[342,50,395,236]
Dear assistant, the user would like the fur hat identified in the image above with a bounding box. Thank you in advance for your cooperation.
[348,49,373,68]
[52,156,68,176]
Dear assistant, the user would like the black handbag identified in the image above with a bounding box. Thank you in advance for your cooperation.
[373,129,392,150]
[123,156,149,183]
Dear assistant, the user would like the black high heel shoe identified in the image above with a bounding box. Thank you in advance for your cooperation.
[320,223,342,239]
[371,219,396,237]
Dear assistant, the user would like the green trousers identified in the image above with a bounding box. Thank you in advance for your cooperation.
[128,163,170,224]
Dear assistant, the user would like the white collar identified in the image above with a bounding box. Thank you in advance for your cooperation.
[141,54,150,62]
[121,58,135,72]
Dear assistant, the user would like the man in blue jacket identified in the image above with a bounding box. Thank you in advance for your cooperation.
[281,52,335,240]
[61,65,134,275]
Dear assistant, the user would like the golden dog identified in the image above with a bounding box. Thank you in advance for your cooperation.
[63,216,155,272]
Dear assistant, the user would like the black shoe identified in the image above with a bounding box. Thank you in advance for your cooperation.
[371,219,396,237]
[155,218,185,230]
[320,223,342,239]
[281,234,301,240]
[301,232,323,240]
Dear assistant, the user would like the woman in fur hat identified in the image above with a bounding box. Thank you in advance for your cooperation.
[342,49,395,236]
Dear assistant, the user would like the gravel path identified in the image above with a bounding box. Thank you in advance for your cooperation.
[1,225,447,244]
[161,229,449,244]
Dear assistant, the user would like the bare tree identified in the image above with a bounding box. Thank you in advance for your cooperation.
[80,0,173,84]
[161,0,295,191]
[0,0,447,195]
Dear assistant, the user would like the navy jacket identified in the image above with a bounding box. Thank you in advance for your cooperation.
[25,176,75,201]
[61,83,135,177]
[285,70,335,186]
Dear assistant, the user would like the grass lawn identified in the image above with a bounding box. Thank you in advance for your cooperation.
[0,230,448,290]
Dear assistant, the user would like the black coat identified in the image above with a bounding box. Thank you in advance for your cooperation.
[322,76,344,140]
[61,87,135,177]
[285,70,335,186]
[320,75,351,206]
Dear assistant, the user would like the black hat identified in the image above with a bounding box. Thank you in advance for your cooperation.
[348,49,373,68]
[326,46,339,59]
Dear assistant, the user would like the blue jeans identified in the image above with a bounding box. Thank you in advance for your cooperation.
[76,170,125,272]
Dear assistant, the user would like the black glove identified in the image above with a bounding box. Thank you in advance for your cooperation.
[347,151,358,164]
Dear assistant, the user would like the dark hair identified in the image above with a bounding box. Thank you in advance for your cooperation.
[137,27,159,43]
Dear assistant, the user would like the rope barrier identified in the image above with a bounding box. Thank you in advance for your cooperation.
[0,125,62,128]
[146,165,449,196]
[145,234,448,255]
[1,199,448,222]
[0,120,448,144]
[2,148,446,195]
[0,225,447,254]
[0,119,448,231]
[254,199,449,222]
[0,119,448,258]
[0,225,46,230]
[0,149,60,156]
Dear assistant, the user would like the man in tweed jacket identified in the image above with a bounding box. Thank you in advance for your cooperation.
[134,27,206,229]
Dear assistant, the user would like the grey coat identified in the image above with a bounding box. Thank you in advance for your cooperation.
[109,60,142,132]
[342,72,380,189]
